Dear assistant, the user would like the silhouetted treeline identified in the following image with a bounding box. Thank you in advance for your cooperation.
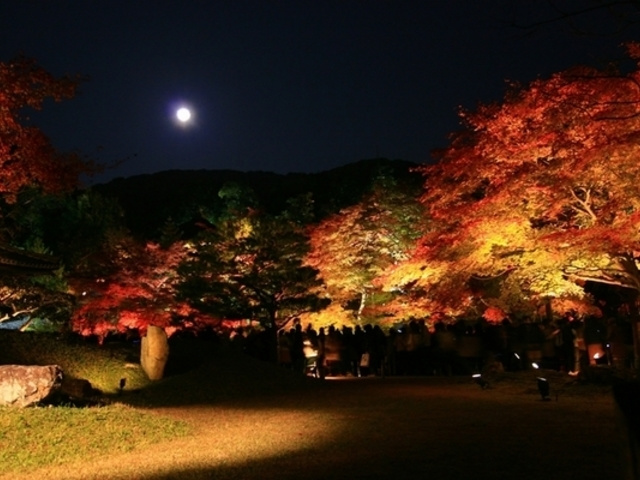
[92,158,422,239]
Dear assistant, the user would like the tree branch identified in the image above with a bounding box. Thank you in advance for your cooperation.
[0,306,38,324]
[569,186,598,223]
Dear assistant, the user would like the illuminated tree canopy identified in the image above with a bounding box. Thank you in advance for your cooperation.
[16,48,640,350]
[0,58,101,331]
[0,57,95,203]
[399,44,640,320]
[71,241,216,342]
[177,206,328,333]
[306,175,426,324]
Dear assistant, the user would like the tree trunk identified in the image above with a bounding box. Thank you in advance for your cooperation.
[627,294,640,370]
[544,296,554,324]
[357,289,367,324]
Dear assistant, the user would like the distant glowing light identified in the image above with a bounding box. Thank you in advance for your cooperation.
[176,107,191,122]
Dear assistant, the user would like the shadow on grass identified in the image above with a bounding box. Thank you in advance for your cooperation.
[115,343,327,409]
[87,376,623,480]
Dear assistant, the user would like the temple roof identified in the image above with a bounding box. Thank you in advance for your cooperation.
[0,243,59,274]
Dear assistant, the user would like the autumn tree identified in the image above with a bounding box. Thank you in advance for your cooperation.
[0,57,98,329]
[398,44,640,332]
[177,195,328,359]
[0,56,95,204]
[70,239,219,342]
[306,173,426,326]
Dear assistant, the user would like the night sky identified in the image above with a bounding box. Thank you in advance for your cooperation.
[1,1,637,184]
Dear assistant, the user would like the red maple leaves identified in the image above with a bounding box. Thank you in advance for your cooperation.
[70,242,219,343]
[0,57,96,203]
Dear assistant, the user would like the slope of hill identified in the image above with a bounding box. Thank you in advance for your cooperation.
[91,158,422,239]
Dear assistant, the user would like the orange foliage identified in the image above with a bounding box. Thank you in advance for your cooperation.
[404,44,640,319]
[306,182,425,323]
[482,306,507,323]
[0,57,96,202]
[70,242,219,342]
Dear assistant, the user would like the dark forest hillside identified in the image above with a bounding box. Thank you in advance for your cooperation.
[91,158,422,239]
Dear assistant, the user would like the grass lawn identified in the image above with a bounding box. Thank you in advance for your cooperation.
[0,332,626,480]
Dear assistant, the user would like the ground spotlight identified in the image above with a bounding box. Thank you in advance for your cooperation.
[537,377,550,401]
[472,373,489,389]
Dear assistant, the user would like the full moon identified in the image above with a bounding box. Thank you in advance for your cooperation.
[176,107,191,122]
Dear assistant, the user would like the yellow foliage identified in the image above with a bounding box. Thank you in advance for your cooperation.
[299,302,355,329]
[234,217,253,239]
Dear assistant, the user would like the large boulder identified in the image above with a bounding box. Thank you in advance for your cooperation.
[141,325,169,380]
[0,364,63,407]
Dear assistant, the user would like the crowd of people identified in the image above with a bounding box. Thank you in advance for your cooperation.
[242,313,634,379]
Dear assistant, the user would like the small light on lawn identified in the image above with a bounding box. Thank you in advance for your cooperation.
[472,373,489,389]
[537,377,550,401]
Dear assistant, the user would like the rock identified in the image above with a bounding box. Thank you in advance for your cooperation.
[140,325,169,380]
[60,377,95,400]
[0,364,62,407]
[54,377,107,407]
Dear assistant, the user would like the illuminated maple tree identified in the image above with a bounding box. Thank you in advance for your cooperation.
[0,58,99,330]
[70,240,217,343]
[306,175,426,325]
[0,57,95,203]
[398,44,640,328]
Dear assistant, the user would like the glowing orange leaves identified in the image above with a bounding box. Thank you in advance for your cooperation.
[71,242,218,342]
[409,44,640,319]
[306,179,426,324]
[0,57,96,202]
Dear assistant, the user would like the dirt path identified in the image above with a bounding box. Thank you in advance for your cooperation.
[1,376,623,480]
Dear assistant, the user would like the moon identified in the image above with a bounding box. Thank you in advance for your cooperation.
[176,107,191,123]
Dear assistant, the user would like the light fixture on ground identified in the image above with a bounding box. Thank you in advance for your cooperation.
[537,377,550,400]
[472,373,489,389]
[532,362,551,401]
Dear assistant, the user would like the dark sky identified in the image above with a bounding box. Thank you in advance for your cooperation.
[0,1,637,184]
